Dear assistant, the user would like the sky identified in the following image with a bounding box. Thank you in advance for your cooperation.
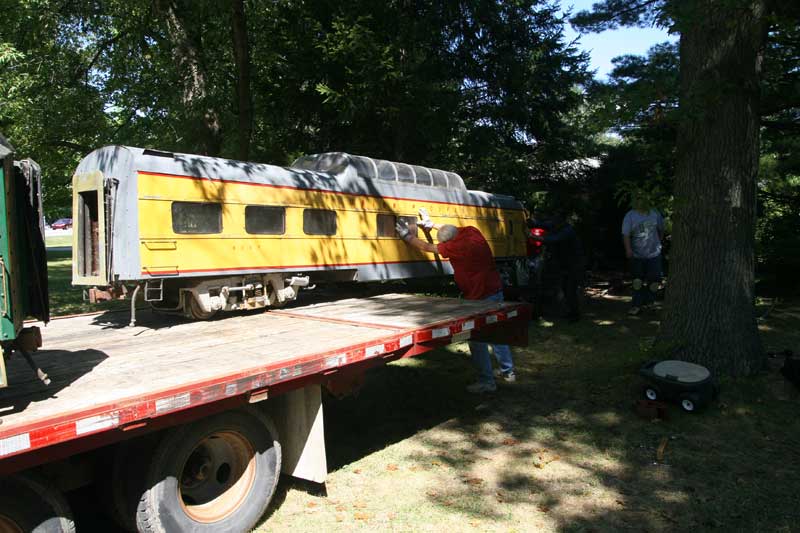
[561,1,677,80]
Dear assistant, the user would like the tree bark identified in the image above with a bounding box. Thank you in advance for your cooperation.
[230,0,252,161]
[658,0,767,376]
[155,0,222,156]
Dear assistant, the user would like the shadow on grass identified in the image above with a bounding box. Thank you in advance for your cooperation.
[47,249,128,316]
[314,294,800,532]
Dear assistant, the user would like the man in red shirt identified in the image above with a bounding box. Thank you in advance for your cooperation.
[396,209,515,393]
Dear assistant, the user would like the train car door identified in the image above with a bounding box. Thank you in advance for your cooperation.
[72,169,108,286]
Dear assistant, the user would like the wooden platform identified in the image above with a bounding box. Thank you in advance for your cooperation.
[0,294,525,462]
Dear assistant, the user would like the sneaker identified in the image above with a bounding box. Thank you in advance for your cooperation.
[628,306,641,316]
[466,382,497,394]
[493,369,517,383]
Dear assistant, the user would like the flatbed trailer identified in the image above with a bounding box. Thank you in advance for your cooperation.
[0,293,528,532]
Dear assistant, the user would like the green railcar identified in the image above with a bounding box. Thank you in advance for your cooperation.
[0,133,49,387]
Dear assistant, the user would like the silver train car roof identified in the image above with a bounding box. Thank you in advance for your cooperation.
[74,146,522,210]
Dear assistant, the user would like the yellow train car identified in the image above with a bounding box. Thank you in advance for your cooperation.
[72,147,527,318]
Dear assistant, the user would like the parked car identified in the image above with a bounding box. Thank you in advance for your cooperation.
[50,218,72,230]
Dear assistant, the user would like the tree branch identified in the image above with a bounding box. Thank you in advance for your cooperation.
[571,0,662,32]
[74,30,130,83]
[45,140,92,153]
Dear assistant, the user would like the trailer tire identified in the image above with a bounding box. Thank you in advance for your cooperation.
[0,473,75,533]
[101,434,160,531]
[135,408,281,533]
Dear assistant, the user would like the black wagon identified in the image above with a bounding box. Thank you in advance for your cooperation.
[639,360,717,412]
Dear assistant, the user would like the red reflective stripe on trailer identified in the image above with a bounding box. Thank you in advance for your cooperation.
[0,301,529,462]
[416,306,525,344]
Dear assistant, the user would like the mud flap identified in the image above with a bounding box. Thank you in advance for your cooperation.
[269,384,328,483]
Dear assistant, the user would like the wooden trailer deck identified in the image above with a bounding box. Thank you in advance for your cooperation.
[0,294,528,466]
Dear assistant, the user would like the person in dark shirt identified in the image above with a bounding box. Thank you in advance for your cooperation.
[396,209,514,393]
[530,212,584,322]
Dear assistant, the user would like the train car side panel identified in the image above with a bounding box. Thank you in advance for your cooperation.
[136,171,524,279]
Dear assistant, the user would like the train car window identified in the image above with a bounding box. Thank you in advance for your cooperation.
[377,214,396,237]
[431,169,448,188]
[376,214,418,238]
[398,216,419,238]
[351,155,378,179]
[446,172,466,190]
[172,202,222,234]
[413,166,433,186]
[376,160,397,182]
[291,153,349,174]
[245,206,285,235]
[396,163,415,184]
[303,209,337,235]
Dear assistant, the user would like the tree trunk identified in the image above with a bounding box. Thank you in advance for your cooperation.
[658,0,767,376]
[230,0,252,161]
[156,0,222,156]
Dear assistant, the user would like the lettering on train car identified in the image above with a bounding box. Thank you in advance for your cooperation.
[71,148,528,320]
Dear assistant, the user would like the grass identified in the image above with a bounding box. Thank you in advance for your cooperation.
[45,234,72,248]
[255,293,800,532]
[46,249,127,316]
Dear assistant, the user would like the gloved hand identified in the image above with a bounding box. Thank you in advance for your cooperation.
[418,207,434,230]
[396,219,411,239]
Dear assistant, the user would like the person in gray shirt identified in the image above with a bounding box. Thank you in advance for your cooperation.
[622,192,665,315]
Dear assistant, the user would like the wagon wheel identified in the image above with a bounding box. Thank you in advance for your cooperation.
[643,385,659,401]
[680,393,702,413]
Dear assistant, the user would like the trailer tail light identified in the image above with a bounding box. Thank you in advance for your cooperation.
[527,227,546,256]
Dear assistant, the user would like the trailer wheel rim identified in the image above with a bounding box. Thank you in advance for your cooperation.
[0,513,23,533]
[681,399,695,412]
[645,388,658,401]
[178,430,257,523]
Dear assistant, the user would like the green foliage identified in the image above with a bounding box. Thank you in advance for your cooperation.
[756,155,800,285]
[571,3,800,278]
[1,0,595,219]
[570,0,671,32]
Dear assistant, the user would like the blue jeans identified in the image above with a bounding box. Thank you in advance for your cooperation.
[469,291,514,385]
[630,255,662,307]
